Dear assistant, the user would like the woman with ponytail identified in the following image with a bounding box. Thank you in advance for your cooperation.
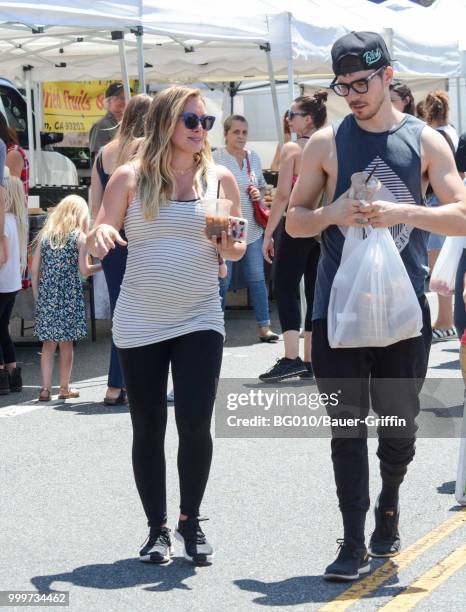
[260,91,328,382]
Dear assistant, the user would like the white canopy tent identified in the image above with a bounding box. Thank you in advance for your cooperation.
[1,0,466,177]
[0,1,392,83]
[0,1,463,81]
[0,0,393,181]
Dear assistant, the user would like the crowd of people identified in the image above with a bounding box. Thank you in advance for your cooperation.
[2,29,466,579]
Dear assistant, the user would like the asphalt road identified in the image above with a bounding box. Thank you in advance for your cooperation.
[1,300,465,612]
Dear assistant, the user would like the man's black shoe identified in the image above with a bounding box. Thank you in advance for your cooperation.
[259,357,308,383]
[324,539,371,581]
[139,526,173,563]
[174,517,213,565]
[369,495,401,557]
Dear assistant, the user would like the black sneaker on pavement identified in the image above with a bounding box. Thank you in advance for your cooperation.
[174,517,213,565]
[299,361,314,379]
[324,539,371,581]
[9,367,22,392]
[0,369,10,395]
[139,526,173,564]
[259,357,308,383]
[369,496,401,557]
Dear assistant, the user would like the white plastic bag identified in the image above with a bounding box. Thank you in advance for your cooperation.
[328,227,423,348]
[429,236,465,296]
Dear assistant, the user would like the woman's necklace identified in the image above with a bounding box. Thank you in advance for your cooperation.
[172,165,194,176]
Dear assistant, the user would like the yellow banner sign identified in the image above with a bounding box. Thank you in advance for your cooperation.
[42,80,135,134]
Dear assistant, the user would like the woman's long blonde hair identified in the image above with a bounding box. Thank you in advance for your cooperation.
[4,175,28,272]
[114,94,151,168]
[36,195,89,249]
[138,86,212,220]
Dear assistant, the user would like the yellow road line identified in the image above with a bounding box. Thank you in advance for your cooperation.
[379,540,466,611]
[318,508,466,612]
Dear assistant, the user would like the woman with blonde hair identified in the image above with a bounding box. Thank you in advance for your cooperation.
[90,94,151,405]
[0,175,28,394]
[31,195,101,401]
[88,86,244,565]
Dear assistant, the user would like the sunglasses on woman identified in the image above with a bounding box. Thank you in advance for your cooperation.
[287,110,309,120]
[181,112,216,131]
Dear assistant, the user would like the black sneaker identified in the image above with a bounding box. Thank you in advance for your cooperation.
[369,496,401,558]
[299,362,314,379]
[324,539,371,581]
[0,369,10,395]
[9,367,22,392]
[139,526,173,564]
[174,517,213,565]
[259,357,308,383]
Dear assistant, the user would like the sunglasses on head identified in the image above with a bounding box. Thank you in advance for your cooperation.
[181,112,216,131]
[287,110,309,120]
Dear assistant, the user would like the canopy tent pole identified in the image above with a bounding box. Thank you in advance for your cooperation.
[33,81,42,184]
[263,44,283,147]
[111,31,131,101]
[134,26,146,93]
[23,66,36,187]
[286,12,295,106]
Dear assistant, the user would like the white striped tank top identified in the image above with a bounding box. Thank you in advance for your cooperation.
[113,164,225,349]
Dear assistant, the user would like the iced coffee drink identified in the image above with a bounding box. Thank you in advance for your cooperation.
[203,199,232,239]
[349,171,381,203]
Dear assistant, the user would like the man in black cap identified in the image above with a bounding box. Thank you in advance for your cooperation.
[89,82,127,160]
[287,31,466,581]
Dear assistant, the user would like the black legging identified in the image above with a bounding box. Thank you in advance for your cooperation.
[0,291,18,365]
[118,330,223,527]
[273,220,320,332]
[454,248,466,339]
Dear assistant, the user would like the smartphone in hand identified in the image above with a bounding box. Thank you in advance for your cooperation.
[230,216,248,242]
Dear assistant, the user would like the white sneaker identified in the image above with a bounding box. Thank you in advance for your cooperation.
[167,388,175,403]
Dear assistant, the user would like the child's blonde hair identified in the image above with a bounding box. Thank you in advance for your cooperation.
[36,195,89,249]
[4,175,28,272]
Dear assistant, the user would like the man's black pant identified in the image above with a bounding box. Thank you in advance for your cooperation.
[312,296,431,541]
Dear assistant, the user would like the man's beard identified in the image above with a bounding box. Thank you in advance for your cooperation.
[350,96,384,122]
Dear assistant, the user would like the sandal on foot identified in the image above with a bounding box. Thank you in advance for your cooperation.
[58,387,80,399]
[38,388,51,402]
[103,389,127,406]
[432,327,456,343]
[259,330,280,343]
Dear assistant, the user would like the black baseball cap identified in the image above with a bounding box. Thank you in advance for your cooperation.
[331,31,391,76]
[105,82,126,98]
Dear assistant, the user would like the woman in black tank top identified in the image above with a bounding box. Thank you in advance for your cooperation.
[259,92,328,383]
[90,94,151,404]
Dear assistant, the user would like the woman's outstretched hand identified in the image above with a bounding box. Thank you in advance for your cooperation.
[88,224,127,259]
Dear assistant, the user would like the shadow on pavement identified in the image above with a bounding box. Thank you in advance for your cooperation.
[31,558,197,593]
[52,401,129,416]
[437,480,456,495]
[234,563,426,606]
[431,359,460,370]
